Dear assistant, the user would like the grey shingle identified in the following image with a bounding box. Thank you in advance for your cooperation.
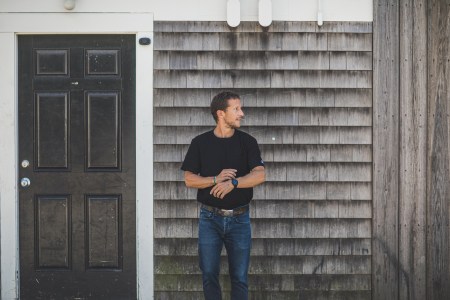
[347,51,373,70]
[330,52,347,70]
[307,33,328,51]
[153,21,373,299]
[328,33,372,51]
[299,51,330,69]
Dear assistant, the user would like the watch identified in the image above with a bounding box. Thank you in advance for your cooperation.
[231,178,238,188]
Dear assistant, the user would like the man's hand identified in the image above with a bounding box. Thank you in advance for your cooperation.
[216,169,237,183]
[210,180,234,199]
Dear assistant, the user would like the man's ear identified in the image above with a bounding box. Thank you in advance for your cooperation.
[216,110,225,119]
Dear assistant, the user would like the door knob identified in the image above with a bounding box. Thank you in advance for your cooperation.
[20,178,31,187]
[21,160,30,168]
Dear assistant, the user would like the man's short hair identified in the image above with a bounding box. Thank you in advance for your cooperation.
[210,91,241,123]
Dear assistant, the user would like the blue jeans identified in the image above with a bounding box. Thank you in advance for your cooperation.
[198,206,251,300]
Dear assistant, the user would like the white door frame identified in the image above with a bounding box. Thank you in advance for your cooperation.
[0,13,154,300]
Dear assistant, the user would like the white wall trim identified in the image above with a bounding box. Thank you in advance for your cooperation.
[0,13,154,300]
[0,0,373,22]
[136,31,154,300]
[0,32,19,300]
[0,13,153,33]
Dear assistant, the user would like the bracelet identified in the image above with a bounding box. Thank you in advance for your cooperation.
[213,176,216,185]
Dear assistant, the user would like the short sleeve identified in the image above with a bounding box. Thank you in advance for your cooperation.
[181,138,201,174]
[247,136,264,170]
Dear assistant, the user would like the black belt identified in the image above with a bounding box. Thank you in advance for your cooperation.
[201,204,248,217]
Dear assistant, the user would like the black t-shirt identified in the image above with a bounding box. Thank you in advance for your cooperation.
[181,129,264,209]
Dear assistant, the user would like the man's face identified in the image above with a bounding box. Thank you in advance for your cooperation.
[222,98,244,129]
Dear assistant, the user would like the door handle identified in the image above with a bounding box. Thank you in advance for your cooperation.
[20,178,31,188]
[21,160,30,168]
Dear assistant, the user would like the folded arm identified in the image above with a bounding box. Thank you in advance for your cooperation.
[234,166,265,188]
[184,171,214,189]
[210,166,265,199]
[184,168,238,189]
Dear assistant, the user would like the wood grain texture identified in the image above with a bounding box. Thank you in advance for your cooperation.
[155,70,372,89]
[327,33,372,51]
[154,255,371,275]
[155,32,372,52]
[155,291,371,300]
[155,21,372,33]
[153,107,371,127]
[373,0,400,299]
[154,162,371,183]
[347,52,373,70]
[155,274,372,298]
[153,181,371,201]
[153,88,372,108]
[399,0,428,299]
[154,238,371,256]
[427,0,450,299]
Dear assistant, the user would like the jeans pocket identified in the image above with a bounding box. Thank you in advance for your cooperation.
[199,208,214,220]
[234,211,250,224]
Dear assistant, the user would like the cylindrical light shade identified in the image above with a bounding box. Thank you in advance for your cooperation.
[317,12,323,26]
[317,0,323,26]
[64,0,76,10]
[258,0,272,27]
[227,0,240,27]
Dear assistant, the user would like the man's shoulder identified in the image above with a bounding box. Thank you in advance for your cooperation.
[236,130,257,143]
[191,130,214,143]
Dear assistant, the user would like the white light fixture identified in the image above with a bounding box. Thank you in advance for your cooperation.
[227,0,241,27]
[258,0,272,27]
[317,0,323,26]
[64,0,76,10]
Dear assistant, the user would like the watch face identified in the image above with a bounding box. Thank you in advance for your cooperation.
[232,178,238,187]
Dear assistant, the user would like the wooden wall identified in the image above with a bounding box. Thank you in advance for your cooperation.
[153,21,373,299]
[372,0,401,298]
[427,0,450,298]
[373,0,450,299]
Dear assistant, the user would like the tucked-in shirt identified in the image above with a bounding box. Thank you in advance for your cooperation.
[181,129,264,209]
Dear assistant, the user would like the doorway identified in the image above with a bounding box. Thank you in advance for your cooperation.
[18,35,136,299]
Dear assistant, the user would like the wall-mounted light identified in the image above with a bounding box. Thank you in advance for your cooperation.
[64,0,76,11]
[258,0,272,27]
[317,0,323,26]
[227,0,240,27]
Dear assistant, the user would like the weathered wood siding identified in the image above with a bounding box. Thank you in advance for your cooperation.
[427,1,450,298]
[372,0,400,299]
[373,0,450,299]
[154,21,372,299]
[399,0,427,299]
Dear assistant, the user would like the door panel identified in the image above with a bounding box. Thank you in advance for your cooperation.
[86,195,121,269]
[36,195,71,269]
[35,92,70,169]
[19,35,136,300]
[86,92,120,170]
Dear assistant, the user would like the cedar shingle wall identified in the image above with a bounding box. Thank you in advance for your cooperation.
[154,21,372,300]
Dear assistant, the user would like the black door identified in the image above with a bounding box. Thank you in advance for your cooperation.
[18,35,136,300]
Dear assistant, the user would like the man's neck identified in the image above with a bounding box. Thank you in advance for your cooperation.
[214,124,235,138]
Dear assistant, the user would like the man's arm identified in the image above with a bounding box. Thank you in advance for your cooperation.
[184,168,238,189]
[235,166,265,188]
[184,171,214,189]
[210,166,265,199]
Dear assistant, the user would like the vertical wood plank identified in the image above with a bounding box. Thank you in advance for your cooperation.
[372,0,400,299]
[399,0,427,299]
[427,0,450,299]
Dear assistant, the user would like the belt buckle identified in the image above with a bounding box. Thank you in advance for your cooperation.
[221,209,234,217]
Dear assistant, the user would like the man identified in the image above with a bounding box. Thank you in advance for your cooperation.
[181,91,265,300]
